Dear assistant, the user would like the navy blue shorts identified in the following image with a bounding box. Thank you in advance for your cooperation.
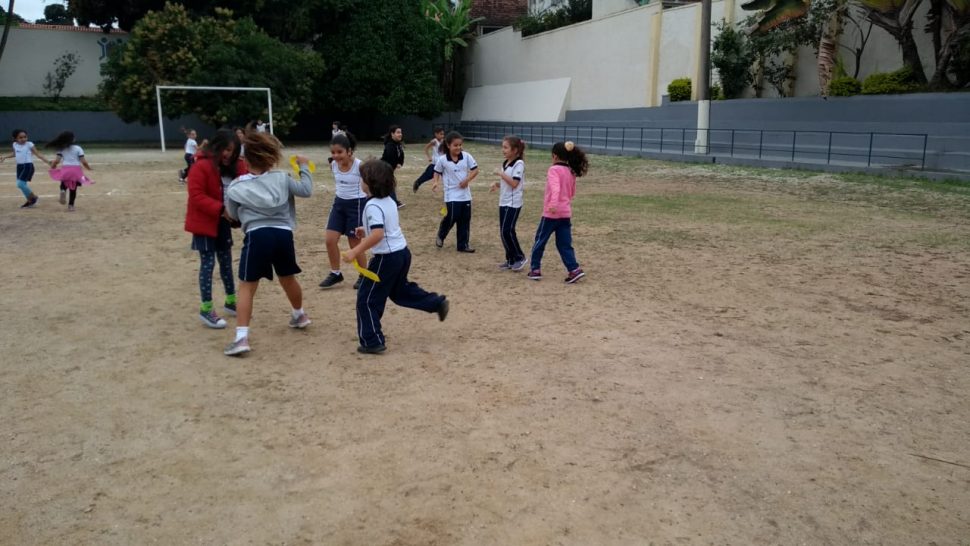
[191,218,233,252]
[326,196,366,237]
[238,227,301,282]
[16,163,35,182]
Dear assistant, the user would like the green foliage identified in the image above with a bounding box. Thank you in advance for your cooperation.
[43,51,80,101]
[99,3,323,134]
[950,30,970,88]
[37,4,74,25]
[515,0,592,37]
[0,96,110,111]
[668,78,692,102]
[423,0,483,61]
[314,2,444,116]
[828,76,862,96]
[861,67,923,94]
[712,22,754,99]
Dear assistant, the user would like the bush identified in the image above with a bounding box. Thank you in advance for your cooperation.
[861,68,922,95]
[668,78,692,102]
[0,96,110,111]
[711,22,753,99]
[514,0,591,37]
[828,76,861,96]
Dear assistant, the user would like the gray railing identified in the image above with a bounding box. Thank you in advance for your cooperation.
[457,122,929,170]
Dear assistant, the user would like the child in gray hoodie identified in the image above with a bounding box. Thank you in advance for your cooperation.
[223,131,313,356]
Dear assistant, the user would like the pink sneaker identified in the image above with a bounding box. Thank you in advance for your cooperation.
[526,269,542,281]
[564,268,585,284]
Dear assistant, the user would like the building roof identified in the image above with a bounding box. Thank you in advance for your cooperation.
[16,23,127,35]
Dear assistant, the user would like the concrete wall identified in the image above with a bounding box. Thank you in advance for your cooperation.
[0,25,128,97]
[462,79,571,122]
[466,3,659,119]
[468,0,941,117]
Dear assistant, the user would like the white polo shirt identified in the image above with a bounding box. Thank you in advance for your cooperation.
[434,151,477,203]
[57,145,84,166]
[498,158,525,209]
[362,197,407,254]
[184,138,198,155]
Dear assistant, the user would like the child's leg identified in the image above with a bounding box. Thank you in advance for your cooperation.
[324,230,342,271]
[499,207,512,263]
[413,164,434,191]
[59,182,67,204]
[356,255,393,348]
[437,203,457,243]
[529,217,556,270]
[215,248,236,299]
[387,249,446,312]
[16,179,32,200]
[456,201,472,250]
[277,274,304,311]
[235,281,258,327]
[68,188,78,206]
[553,219,579,271]
[508,207,525,261]
[198,250,217,308]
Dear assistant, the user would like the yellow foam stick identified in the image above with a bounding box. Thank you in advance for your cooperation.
[440,205,447,217]
[289,155,316,175]
[352,259,380,282]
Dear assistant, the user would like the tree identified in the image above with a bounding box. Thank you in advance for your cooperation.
[857,0,927,84]
[423,0,484,107]
[43,50,80,100]
[712,22,755,98]
[0,0,21,64]
[926,0,970,88]
[37,4,73,24]
[99,3,324,133]
[314,1,444,116]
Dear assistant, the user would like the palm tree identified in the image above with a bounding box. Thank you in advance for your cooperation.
[423,0,484,106]
[0,0,16,63]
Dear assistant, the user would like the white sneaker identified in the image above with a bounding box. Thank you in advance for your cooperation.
[289,312,311,329]
[224,337,251,356]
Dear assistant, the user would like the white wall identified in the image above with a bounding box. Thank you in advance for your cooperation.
[0,26,127,97]
[593,0,640,19]
[468,0,940,117]
[466,2,660,118]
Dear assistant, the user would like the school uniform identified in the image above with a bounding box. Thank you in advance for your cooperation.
[356,196,446,350]
[498,158,526,265]
[434,151,478,251]
[413,138,442,190]
[181,137,198,179]
[327,158,368,236]
[380,140,405,205]
[13,141,37,200]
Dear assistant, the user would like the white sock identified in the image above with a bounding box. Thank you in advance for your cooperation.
[235,327,249,342]
[291,308,304,319]
[331,270,342,276]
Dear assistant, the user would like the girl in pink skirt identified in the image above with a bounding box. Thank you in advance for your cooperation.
[47,131,94,212]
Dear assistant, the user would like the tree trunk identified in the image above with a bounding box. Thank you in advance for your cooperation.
[896,23,928,83]
[818,2,846,96]
[0,0,15,64]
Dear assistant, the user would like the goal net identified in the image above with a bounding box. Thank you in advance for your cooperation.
[155,85,274,152]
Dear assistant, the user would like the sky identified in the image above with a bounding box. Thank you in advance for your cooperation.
[12,0,58,23]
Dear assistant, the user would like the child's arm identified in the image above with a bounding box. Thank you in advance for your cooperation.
[431,170,442,193]
[458,167,478,189]
[50,156,61,169]
[546,169,562,214]
[80,157,93,170]
[342,228,384,263]
[287,156,313,197]
[31,148,51,165]
[491,167,520,189]
[423,140,435,162]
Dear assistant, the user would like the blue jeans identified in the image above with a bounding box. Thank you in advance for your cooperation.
[530,217,578,272]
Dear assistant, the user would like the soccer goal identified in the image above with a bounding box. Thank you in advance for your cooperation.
[155,85,274,152]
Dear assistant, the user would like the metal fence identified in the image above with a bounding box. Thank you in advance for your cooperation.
[457,122,929,170]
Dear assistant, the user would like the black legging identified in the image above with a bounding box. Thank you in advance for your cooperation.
[60,182,77,205]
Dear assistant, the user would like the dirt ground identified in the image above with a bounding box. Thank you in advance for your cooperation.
[1,141,968,545]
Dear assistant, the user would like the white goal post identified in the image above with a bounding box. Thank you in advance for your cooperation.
[155,85,274,152]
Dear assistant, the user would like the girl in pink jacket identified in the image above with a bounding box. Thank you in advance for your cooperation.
[527,140,588,284]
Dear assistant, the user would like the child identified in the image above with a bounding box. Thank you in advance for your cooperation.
[184,129,247,329]
[234,127,246,158]
[379,125,406,208]
[527,140,587,284]
[490,135,527,271]
[255,120,268,133]
[331,121,344,139]
[411,126,445,193]
[47,131,93,212]
[343,159,449,354]
[1,129,50,208]
[319,132,369,290]
[179,128,198,184]
[431,131,478,253]
[223,130,313,356]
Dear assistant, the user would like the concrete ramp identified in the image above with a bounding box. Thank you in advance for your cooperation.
[461,78,571,122]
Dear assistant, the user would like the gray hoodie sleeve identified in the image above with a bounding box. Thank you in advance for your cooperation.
[225,182,240,219]
[288,167,313,198]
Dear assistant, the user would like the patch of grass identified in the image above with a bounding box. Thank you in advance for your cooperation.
[0,96,111,112]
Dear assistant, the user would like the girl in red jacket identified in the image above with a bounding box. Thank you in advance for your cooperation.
[184,129,247,328]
